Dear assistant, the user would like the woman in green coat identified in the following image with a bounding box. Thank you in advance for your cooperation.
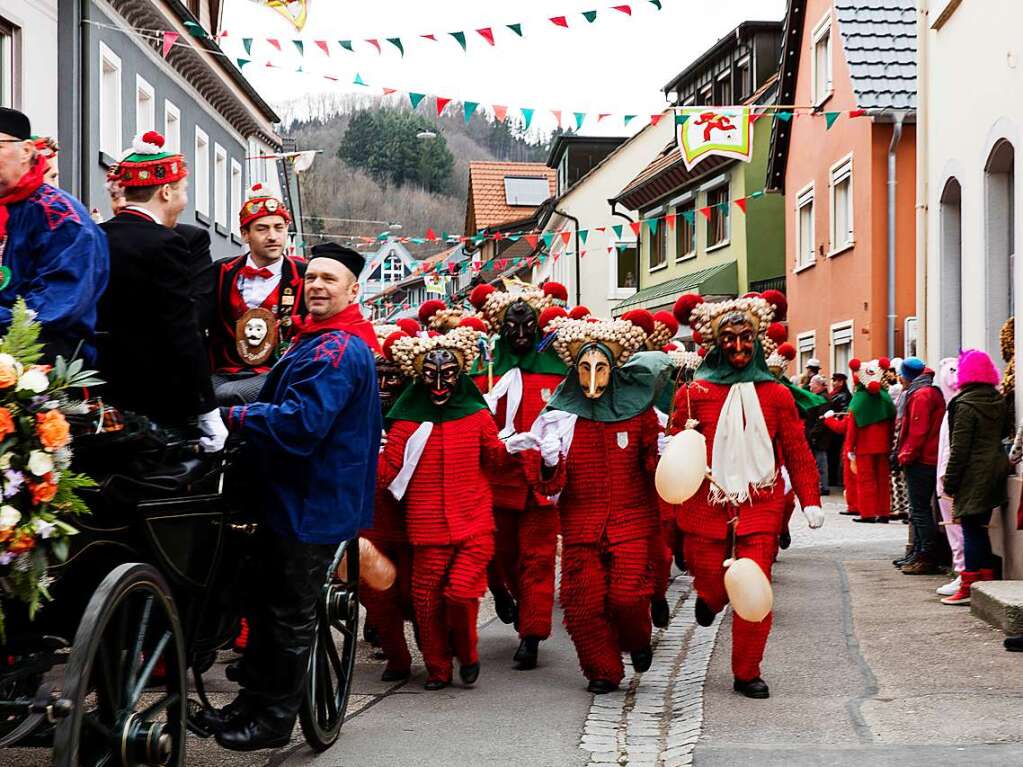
[940,349,1010,605]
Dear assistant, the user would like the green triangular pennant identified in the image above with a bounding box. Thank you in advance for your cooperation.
[242,38,253,56]
[183,20,206,38]
[583,10,597,23]
[236,57,250,69]
[648,0,663,9]
[574,112,586,130]
[579,229,589,245]
[681,209,696,224]
[674,113,689,126]
[824,111,841,129]
[776,111,793,122]
[339,40,354,52]
[410,92,426,109]
[647,218,658,235]
[542,232,554,249]
[449,31,467,51]
[749,190,765,199]
[353,73,367,86]
[521,108,534,130]
[293,40,304,56]
[387,38,404,56]
[624,114,637,126]
[507,23,523,37]
[463,102,479,123]
[612,224,623,239]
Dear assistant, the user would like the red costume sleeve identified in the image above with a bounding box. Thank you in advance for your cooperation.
[824,413,846,435]
[534,453,567,499]
[846,412,859,455]
[479,411,521,474]
[377,420,413,490]
[898,389,938,465]
[775,390,822,510]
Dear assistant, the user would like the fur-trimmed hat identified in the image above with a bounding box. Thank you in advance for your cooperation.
[239,182,292,229]
[110,131,187,188]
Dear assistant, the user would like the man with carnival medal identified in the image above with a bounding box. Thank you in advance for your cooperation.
[210,183,306,405]
[668,291,823,699]
[98,131,226,452]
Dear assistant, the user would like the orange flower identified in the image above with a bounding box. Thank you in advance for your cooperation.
[36,410,69,450]
[29,480,57,505]
[0,359,18,389]
[0,527,12,544]
[6,531,35,554]
[0,408,13,440]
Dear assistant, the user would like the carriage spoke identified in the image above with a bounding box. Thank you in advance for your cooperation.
[82,712,114,740]
[139,691,181,721]
[317,647,337,723]
[125,595,154,701]
[130,630,172,706]
[323,625,345,681]
[94,643,122,721]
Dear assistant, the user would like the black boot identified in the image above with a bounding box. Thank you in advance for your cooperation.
[513,637,540,670]
[779,530,792,550]
[1004,636,1023,652]
[630,646,653,673]
[424,678,449,691]
[189,695,253,737]
[651,597,671,628]
[695,596,717,627]
[893,551,917,569]
[852,517,877,524]
[215,715,293,752]
[733,677,770,699]
[381,667,411,682]
[492,588,518,626]
[586,679,619,694]
[459,662,480,686]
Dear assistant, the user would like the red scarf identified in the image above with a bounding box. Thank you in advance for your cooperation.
[0,156,47,239]
[293,304,381,354]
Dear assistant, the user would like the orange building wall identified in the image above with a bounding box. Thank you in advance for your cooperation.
[783,0,916,374]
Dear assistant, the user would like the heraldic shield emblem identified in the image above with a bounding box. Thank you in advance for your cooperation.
[616,431,629,450]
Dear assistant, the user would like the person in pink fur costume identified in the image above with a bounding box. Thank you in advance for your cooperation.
[934,357,965,597]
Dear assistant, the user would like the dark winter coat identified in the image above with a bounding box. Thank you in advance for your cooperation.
[943,384,1010,518]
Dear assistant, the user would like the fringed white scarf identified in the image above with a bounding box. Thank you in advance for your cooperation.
[709,382,776,505]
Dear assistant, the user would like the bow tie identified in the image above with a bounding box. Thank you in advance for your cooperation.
[240,265,274,280]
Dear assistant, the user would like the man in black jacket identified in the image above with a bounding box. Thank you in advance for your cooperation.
[97,131,225,451]
[175,222,215,338]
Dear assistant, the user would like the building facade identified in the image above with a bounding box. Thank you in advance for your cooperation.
[0,1,59,137]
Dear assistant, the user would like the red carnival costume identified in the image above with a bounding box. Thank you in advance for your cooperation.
[844,359,896,523]
[668,292,823,700]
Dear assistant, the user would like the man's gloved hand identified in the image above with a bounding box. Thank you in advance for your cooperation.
[198,409,228,453]
[802,504,825,529]
[657,433,671,456]
[540,433,562,467]
[504,432,541,454]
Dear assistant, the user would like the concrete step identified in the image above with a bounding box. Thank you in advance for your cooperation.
[971,580,1023,634]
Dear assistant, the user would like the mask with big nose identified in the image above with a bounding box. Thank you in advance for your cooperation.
[501,299,539,356]
[421,348,461,406]
[577,344,612,400]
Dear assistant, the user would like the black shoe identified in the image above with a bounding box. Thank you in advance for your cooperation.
[694,596,717,627]
[424,678,449,691]
[1004,636,1023,652]
[779,531,791,550]
[820,489,831,496]
[188,695,252,738]
[893,552,917,568]
[513,637,540,670]
[877,517,890,524]
[381,667,411,682]
[651,597,670,628]
[630,646,653,673]
[839,510,859,516]
[493,589,518,626]
[363,623,381,647]
[733,677,770,699]
[586,679,619,694]
[215,717,293,752]
[459,662,480,686]
[853,517,876,524]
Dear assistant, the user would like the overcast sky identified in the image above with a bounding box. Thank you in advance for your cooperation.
[222,0,786,134]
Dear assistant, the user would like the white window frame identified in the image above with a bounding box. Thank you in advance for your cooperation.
[810,11,833,106]
[98,42,122,159]
[734,55,751,100]
[0,18,18,109]
[213,143,228,230]
[164,100,180,154]
[193,126,210,219]
[830,321,854,379]
[609,241,639,299]
[382,253,404,283]
[714,69,732,106]
[829,154,854,255]
[135,74,155,136]
[794,182,816,272]
[796,331,817,377]
[230,158,242,238]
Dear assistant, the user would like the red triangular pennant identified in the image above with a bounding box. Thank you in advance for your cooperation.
[650,114,664,126]
[421,33,437,42]
[366,38,381,54]
[848,108,867,118]
[425,227,437,240]
[552,109,562,126]
[597,113,612,121]
[550,16,569,28]
[477,27,495,46]
[525,234,539,249]
[665,213,676,230]
[382,87,398,95]
[560,231,572,246]
[161,31,180,58]
[612,4,632,15]
[735,198,748,214]
[493,104,509,122]
[699,207,712,220]
[315,40,330,56]
[436,97,451,116]
[629,221,642,236]
[266,38,282,51]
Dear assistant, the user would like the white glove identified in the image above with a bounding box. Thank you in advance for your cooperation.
[540,433,562,467]
[657,433,671,456]
[802,504,825,530]
[504,432,541,455]
[198,409,228,453]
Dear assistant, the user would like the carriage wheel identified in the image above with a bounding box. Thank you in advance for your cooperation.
[299,538,359,752]
[53,563,187,767]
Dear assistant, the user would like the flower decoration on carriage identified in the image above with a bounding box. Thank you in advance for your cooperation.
[0,299,100,635]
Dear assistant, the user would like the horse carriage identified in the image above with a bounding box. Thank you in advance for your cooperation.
[0,416,360,766]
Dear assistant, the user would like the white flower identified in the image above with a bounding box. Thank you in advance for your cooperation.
[0,453,12,470]
[0,505,20,530]
[32,518,55,539]
[17,368,49,394]
[27,450,54,477]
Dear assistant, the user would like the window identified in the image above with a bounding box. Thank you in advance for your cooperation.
[135,75,154,135]
[811,13,833,105]
[99,42,122,158]
[193,127,210,219]
[611,243,638,298]
[382,252,404,283]
[714,71,732,106]
[213,143,227,230]
[698,82,713,105]
[939,178,963,357]
[0,18,18,108]
[735,56,751,101]
[648,215,667,271]
[504,176,549,206]
[164,101,180,153]
[230,159,242,237]
[797,332,816,376]
[706,186,730,249]
[676,202,695,261]
[984,139,1016,358]
[829,156,854,252]
[830,322,853,379]
[795,183,815,269]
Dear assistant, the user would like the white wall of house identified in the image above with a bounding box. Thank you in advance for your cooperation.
[0,0,58,135]
[532,117,674,317]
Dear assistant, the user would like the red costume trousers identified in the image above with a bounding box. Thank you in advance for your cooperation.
[360,542,413,674]
[412,534,495,683]
[843,453,859,513]
[489,504,559,639]
[684,533,778,682]
[853,454,890,519]
[561,538,653,685]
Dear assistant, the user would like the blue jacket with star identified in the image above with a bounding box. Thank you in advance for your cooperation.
[2,184,109,361]
[227,327,381,544]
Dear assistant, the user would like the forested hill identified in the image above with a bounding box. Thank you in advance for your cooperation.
[282,94,568,253]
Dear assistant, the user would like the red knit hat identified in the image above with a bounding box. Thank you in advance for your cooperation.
[239,183,292,229]
[112,131,188,188]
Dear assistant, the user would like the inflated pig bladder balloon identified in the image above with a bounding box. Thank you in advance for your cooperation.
[655,429,708,504]
[724,558,773,623]
[340,538,397,591]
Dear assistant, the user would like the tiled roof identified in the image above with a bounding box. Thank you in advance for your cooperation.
[465,162,556,233]
[835,1,917,111]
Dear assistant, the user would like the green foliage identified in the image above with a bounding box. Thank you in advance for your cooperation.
[49,471,97,518]
[50,355,104,392]
[0,299,43,364]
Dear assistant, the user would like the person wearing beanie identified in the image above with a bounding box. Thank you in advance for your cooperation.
[0,107,108,363]
[209,184,307,405]
[940,349,1010,605]
[893,356,946,574]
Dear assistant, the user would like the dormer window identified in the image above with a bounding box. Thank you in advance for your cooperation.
[382,253,404,283]
[811,13,833,105]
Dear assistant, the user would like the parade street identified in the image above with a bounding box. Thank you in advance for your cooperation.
[161,501,1023,767]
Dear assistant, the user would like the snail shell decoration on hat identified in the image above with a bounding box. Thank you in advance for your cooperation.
[388,326,483,379]
[552,318,649,368]
[469,279,565,332]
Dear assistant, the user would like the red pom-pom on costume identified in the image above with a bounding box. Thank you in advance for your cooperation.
[848,358,862,373]
[878,357,891,371]
[766,322,788,345]
[542,281,568,302]
[396,318,422,336]
[141,130,165,148]
[761,289,787,321]
[469,284,496,311]
[538,306,567,330]
[673,293,704,327]
[867,380,881,395]
[382,331,409,361]
[418,299,447,325]
[692,330,703,345]
[652,310,679,337]
[459,316,488,333]
[621,309,655,336]
[568,306,591,320]
[697,347,707,357]
[777,342,797,361]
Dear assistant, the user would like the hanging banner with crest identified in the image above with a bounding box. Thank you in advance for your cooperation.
[247,0,309,31]
[675,107,754,171]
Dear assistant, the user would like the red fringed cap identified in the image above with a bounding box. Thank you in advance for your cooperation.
[542,281,569,305]
[681,292,778,353]
[766,322,788,345]
[644,310,679,350]
[848,358,862,373]
[458,316,488,333]
[388,325,483,378]
[418,299,467,332]
[382,331,409,362]
[111,131,188,188]
[239,182,292,229]
[777,342,797,361]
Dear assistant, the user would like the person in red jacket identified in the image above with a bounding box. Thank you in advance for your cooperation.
[668,292,823,700]
[377,320,539,689]
[467,280,569,670]
[845,358,896,523]
[531,312,672,694]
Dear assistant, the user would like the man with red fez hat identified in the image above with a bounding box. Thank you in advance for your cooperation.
[210,242,381,751]
[467,279,569,669]
[98,131,226,449]
[377,319,540,690]
[668,291,822,699]
[210,183,307,404]
[0,107,108,362]
[531,313,672,693]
